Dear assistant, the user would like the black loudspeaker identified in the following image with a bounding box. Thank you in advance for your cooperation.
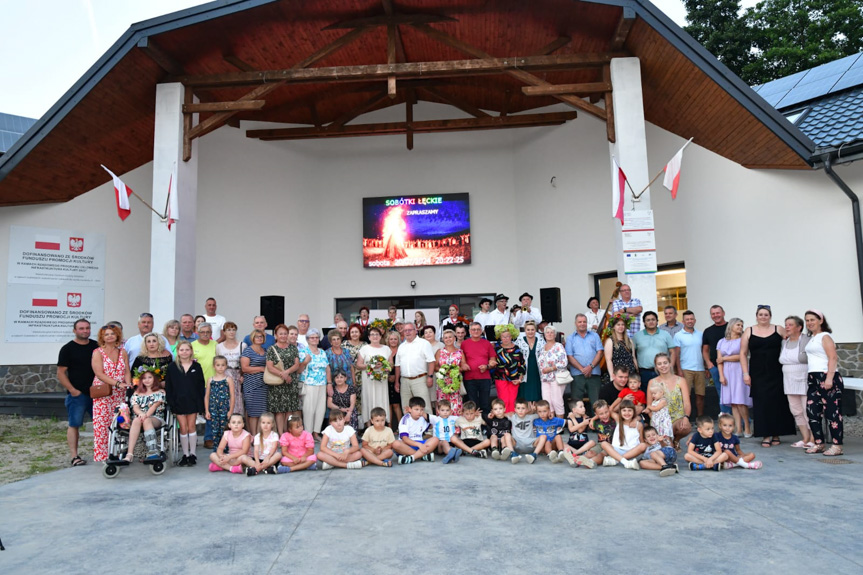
[540,287,562,323]
[260,295,285,329]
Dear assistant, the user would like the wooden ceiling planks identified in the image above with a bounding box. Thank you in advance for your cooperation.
[0,0,811,206]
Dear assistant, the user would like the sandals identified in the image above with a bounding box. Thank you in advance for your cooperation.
[70,456,86,467]
[770,438,781,446]
[823,445,844,457]
[805,444,825,454]
[761,439,772,448]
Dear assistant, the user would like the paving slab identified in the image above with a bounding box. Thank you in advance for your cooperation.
[1,435,862,574]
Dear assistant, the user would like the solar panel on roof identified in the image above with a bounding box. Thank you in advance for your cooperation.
[778,81,843,109]
[756,71,806,96]
[832,66,863,93]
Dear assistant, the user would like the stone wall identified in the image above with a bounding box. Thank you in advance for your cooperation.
[0,364,63,395]
[837,342,863,411]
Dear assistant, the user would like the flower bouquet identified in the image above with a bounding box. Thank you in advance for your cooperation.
[436,364,462,394]
[365,355,392,381]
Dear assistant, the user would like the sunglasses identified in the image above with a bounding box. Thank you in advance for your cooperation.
[139,313,154,319]
[757,304,771,311]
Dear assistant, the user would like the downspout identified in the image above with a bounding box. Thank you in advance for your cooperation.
[822,154,863,317]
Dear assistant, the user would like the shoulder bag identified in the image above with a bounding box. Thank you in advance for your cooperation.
[263,347,286,386]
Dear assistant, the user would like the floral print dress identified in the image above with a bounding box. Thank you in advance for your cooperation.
[92,348,128,462]
[436,348,464,415]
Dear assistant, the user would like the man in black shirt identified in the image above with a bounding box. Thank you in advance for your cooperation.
[701,305,731,416]
[57,318,100,466]
[598,365,630,406]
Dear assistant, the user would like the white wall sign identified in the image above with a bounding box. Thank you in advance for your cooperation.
[622,210,657,274]
[5,284,105,342]
[6,226,106,342]
[8,225,106,286]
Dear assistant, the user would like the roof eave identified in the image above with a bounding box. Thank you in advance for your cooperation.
[583,0,817,168]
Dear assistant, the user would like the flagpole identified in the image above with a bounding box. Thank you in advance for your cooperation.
[163,162,175,216]
[128,189,166,220]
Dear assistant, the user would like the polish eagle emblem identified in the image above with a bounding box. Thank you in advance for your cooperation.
[67,293,82,307]
[69,237,84,252]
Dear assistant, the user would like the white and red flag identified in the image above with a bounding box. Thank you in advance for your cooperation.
[32,291,58,307]
[101,165,132,221]
[34,234,61,250]
[611,157,628,225]
[662,138,693,200]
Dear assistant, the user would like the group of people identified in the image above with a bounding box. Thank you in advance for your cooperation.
[55,289,846,475]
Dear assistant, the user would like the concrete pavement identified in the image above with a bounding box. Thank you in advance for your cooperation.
[1,435,862,574]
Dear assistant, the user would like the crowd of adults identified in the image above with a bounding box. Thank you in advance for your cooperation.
[56,289,847,467]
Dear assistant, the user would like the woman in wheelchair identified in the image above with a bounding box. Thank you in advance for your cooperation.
[123,366,167,463]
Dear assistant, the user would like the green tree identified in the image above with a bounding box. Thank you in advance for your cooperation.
[743,0,863,84]
[683,0,753,78]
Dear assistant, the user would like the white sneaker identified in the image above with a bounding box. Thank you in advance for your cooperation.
[576,455,597,469]
[491,449,501,460]
[321,462,333,470]
[501,447,513,460]
[602,456,618,467]
[524,454,536,464]
[623,458,640,470]
[561,450,576,466]
[347,460,364,469]
[548,450,559,464]
[511,454,521,464]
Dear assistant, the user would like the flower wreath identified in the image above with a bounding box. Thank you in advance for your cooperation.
[493,323,520,341]
[133,363,166,383]
[369,318,391,335]
[364,355,393,381]
[436,364,462,394]
[601,311,633,340]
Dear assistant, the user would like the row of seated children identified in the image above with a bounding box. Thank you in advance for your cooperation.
[206,396,761,475]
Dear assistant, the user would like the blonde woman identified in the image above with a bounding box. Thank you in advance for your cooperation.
[604,316,638,374]
[163,319,181,356]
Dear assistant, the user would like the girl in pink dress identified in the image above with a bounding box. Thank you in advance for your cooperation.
[436,330,467,415]
[278,416,318,472]
[208,414,253,473]
[91,325,131,462]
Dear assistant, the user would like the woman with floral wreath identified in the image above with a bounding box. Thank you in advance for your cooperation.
[492,324,525,415]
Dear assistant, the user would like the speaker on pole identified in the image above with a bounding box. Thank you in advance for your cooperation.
[539,287,562,323]
[260,295,285,328]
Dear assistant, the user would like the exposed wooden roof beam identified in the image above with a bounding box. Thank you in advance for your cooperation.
[610,7,636,51]
[323,13,456,30]
[223,54,256,72]
[183,100,265,113]
[327,92,392,130]
[532,37,571,56]
[247,111,578,141]
[185,27,372,143]
[177,53,623,88]
[522,82,611,96]
[419,87,489,118]
[405,89,414,150]
[603,65,615,143]
[412,23,608,121]
[137,37,184,76]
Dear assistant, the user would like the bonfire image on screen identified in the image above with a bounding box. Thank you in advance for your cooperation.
[362,193,471,268]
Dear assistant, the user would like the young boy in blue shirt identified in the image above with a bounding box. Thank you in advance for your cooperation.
[429,400,462,464]
[532,399,566,463]
[392,396,439,465]
[684,415,728,471]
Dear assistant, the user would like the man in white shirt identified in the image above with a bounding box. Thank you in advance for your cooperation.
[394,323,436,411]
[203,298,227,342]
[488,294,511,326]
[512,292,542,328]
[124,313,169,365]
[473,298,493,329]
[296,314,311,348]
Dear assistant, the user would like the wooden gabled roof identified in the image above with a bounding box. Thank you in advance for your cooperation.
[0,0,815,207]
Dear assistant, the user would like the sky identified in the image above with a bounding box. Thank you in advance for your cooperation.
[0,0,757,120]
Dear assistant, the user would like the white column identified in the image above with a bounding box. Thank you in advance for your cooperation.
[608,57,657,315]
[150,83,198,326]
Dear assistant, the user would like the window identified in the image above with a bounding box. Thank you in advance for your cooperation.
[593,263,687,313]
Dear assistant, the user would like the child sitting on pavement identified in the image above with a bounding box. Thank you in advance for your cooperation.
[361,407,396,467]
[450,401,490,458]
[488,398,515,461]
[716,413,762,470]
[638,425,678,476]
[429,400,462,464]
[582,399,616,468]
[532,399,566,463]
[600,398,646,470]
[508,398,538,464]
[318,410,366,470]
[392,396,439,464]
[685,415,728,471]
[561,400,596,467]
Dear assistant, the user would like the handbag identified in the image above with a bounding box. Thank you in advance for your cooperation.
[263,348,285,386]
[555,369,573,385]
[90,382,112,399]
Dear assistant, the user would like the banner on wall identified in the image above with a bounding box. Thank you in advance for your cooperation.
[7,225,106,286]
[5,284,105,342]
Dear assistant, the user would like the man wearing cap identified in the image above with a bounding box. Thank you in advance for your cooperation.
[512,292,542,329]
[473,298,493,329]
[488,294,511,326]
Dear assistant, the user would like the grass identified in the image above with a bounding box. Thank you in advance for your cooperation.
[0,415,92,485]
